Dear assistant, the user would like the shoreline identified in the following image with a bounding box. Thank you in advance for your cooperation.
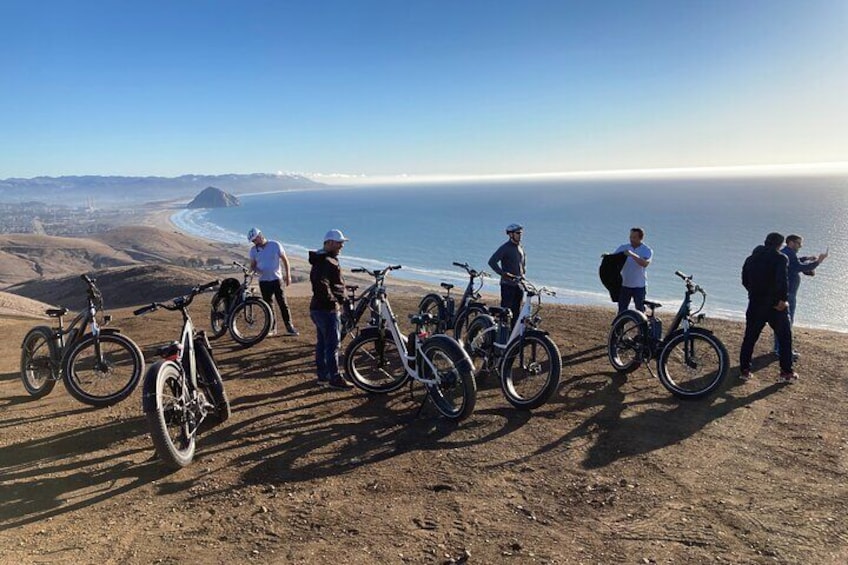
[156,203,845,334]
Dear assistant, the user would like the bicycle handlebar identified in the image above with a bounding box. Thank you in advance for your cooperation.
[134,280,220,316]
[452,261,490,278]
[350,265,402,277]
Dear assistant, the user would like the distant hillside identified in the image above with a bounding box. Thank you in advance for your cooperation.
[187,186,240,209]
[0,290,55,319]
[0,173,323,205]
[6,264,221,310]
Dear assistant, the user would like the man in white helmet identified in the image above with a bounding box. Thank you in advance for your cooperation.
[247,227,298,336]
[488,223,526,327]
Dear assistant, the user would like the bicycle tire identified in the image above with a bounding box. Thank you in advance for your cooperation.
[20,326,59,399]
[421,335,476,421]
[464,314,496,375]
[209,296,228,340]
[657,328,729,399]
[607,310,648,374]
[145,360,196,469]
[453,304,487,343]
[344,329,409,393]
[195,339,231,425]
[228,297,272,347]
[418,293,447,333]
[501,333,562,410]
[63,333,144,407]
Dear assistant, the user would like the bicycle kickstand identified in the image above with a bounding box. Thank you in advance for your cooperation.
[412,382,430,419]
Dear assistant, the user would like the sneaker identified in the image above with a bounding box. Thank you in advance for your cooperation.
[285,325,300,336]
[327,376,352,390]
[792,351,800,362]
[268,328,278,337]
[779,371,799,383]
[316,377,329,387]
[739,370,753,382]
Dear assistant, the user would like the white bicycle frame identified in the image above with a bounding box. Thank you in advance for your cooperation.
[475,281,547,354]
[372,288,460,386]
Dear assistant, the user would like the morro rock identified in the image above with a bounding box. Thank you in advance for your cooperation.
[186,186,240,209]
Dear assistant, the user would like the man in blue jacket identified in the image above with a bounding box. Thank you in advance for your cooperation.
[774,234,828,359]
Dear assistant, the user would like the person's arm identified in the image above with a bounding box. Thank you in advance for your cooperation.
[280,249,292,286]
[329,262,346,304]
[488,245,505,277]
[627,246,652,268]
[774,255,789,309]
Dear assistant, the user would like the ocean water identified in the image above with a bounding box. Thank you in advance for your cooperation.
[172,175,848,333]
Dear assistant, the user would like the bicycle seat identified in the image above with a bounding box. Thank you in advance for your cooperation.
[345,285,359,292]
[440,282,454,291]
[487,306,511,319]
[409,312,437,326]
[46,308,68,318]
[644,300,662,310]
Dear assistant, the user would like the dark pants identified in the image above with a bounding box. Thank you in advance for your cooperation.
[618,286,646,313]
[773,290,798,353]
[259,279,292,328]
[311,310,341,381]
[741,301,793,374]
[500,284,523,328]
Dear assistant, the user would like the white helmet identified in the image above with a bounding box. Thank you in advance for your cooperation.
[505,223,524,233]
[247,227,262,242]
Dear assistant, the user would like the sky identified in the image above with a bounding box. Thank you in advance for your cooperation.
[1,0,846,180]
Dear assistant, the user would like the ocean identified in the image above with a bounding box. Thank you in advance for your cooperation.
[172,174,848,333]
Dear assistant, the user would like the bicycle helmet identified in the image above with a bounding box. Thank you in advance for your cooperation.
[247,227,262,242]
[505,223,524,233]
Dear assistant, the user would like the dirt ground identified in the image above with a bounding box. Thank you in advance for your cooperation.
[1,290,846,564]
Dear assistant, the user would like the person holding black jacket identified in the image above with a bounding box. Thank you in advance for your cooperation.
[739,232,797,383]
[308,229,352,390]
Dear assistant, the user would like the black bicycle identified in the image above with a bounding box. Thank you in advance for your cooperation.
[20,274,145,407]
[209,261,273,347]
[134,281,231,469]
[417,262,489,341]
[607,271,729,399]
[340,265,402,341]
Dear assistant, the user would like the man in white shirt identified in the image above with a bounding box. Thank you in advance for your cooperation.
[612,227,653,313]
[248,227,298,336]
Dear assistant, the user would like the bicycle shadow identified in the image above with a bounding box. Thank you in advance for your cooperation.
[0,417,159,531]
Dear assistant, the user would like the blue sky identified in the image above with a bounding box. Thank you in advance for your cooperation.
[1,0,846,179]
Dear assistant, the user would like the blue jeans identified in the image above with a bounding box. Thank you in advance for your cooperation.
[311,310,341,381]
[618,286,646,313]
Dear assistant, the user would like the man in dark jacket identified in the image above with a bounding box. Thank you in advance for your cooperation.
[739,232,796,383]
[308,229,352,390]
[488,223,526,327]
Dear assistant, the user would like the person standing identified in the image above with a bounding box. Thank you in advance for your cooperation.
[488,223,526,327]
[773,234,828,358]
[740,232,797,383]
[308,229,352,390]
[612,227,653,313]
[248,227,298,336]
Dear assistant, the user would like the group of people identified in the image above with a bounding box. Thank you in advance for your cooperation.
[245,222,827,391]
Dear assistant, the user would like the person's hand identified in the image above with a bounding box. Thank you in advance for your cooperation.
[284,274,292,286]
[774,300,788,312]
[818,248,829,263]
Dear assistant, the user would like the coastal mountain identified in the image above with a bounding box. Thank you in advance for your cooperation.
[186,186,240,209]
[0,173,323,205]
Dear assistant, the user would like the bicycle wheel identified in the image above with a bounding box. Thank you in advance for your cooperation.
[608,311,647,374]
[418,294,446,333]
[421,336,476,421]
[500,333,561,409]
[344,330,408,393]
[454,304,487,342]
[195,340,231,426]
[146,361,196,469]
[464,314,496,375]
[20,326,59,399]
[209,296,228,340]
[228,297,272,347]
[63,333,144,407]
[657,328,729,399]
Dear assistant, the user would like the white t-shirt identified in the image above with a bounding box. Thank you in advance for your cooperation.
[249,240,285,282]
[614,243,653,288]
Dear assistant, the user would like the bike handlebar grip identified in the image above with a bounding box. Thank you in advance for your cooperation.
[133,304,157,316]
[452,261,466,268]
[351,268,366,273]
[390,265,402,270]
[81,274,93,284]
[199,280,220,292]
[675,271,690,279]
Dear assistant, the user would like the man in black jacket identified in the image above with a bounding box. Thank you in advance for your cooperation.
[308,229,352,390]
[739,232,797,382]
